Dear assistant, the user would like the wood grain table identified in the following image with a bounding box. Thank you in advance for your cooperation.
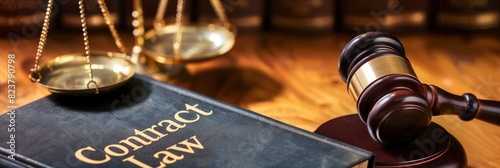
[1,31,499,167]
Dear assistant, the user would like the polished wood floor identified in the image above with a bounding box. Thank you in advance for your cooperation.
[1,31,499,167]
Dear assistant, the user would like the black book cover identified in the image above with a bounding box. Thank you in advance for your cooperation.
[0,75,373,167]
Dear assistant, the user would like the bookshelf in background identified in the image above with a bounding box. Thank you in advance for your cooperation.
[197,0,264,31]
[60,0,121,30]
[269,0,335,32]
[123,0,192,29]
[0,0,45,36]
[339,0,429,34]
[432,0,500,33]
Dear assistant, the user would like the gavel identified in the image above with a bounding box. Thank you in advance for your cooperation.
[338,31,500,145]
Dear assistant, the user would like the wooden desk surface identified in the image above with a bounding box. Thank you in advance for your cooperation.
[1,31,499,167]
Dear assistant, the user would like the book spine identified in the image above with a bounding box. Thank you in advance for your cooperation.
[0,148,51,168]
[60,0,121,30]
[197,0,264,31]
[124,0,192,30]
[0,0,46,35]
[340,0,429,34]
[433,0,500,31]
[269,0,335,32]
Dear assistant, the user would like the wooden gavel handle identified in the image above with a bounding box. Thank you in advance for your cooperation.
[423,84,500,125]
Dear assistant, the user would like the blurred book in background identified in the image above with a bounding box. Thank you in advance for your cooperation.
[197,0,264,31]
[0,0,45,36]
[269,0,335,32]
[432,0,499,32]
[60,0,121,30]
[340,0,429,34]
[124,0,192,29]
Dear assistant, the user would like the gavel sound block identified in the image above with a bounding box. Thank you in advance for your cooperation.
[315,32,500,167]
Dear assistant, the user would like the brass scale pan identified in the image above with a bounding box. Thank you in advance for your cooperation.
[34,52,135,95]
[31,0,235,95]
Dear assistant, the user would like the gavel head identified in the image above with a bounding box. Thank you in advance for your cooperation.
[339,32,432,145]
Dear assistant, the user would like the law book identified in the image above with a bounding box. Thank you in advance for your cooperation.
[0,148,50,168]
[432,0,500,32]
[339,0,429,34]
[269,0,335,32]
[60,0,121,30]
[0,74,374,167]
[197,0,264,31]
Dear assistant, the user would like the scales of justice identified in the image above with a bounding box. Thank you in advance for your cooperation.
[25,0,500,167]
[28,0,236,95]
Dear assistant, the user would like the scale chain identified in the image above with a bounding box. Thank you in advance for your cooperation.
[97,0,127,54]
[210,0,230,29]
[79,0,99,94]
[155,0,169,30]
[173,0,184,61]
[29,0,54,83]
